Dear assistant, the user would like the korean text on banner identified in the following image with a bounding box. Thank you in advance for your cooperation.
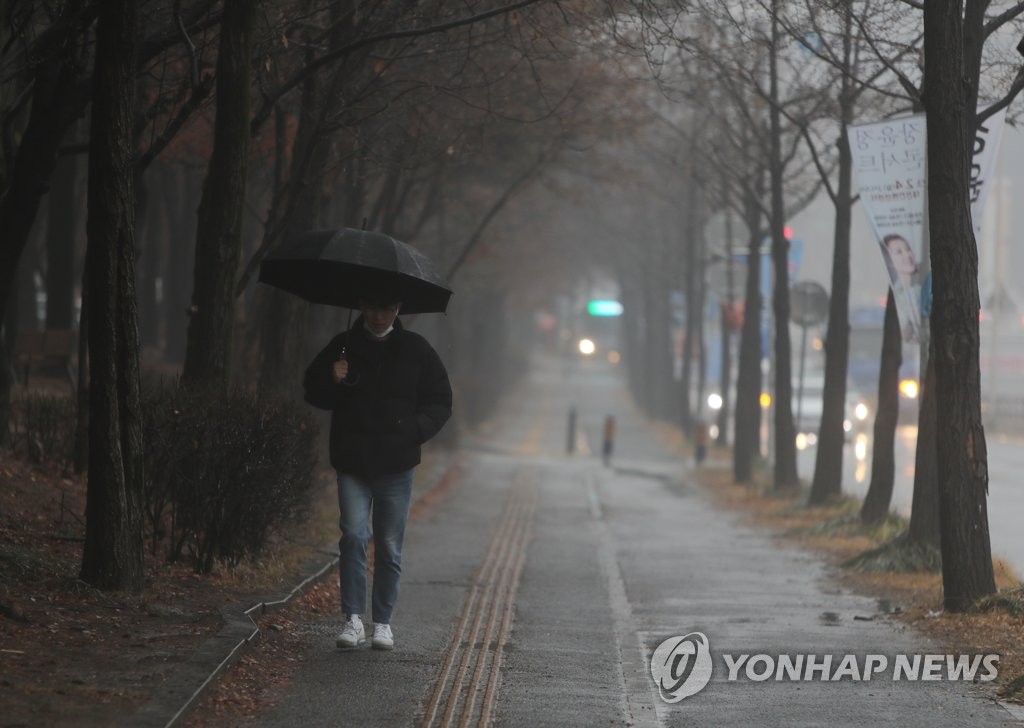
[849,108,1007,341]
[848,115,927,342]
[970,106,1007,238]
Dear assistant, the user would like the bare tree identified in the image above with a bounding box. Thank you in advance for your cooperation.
[79,0,145,591]
[861,290,901,524]
[182,0,258,391]
[922,0,1020,611]
[773,0,918,504]
[0,0,222,438]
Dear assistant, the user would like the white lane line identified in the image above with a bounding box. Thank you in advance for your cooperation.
[587,472,666,728]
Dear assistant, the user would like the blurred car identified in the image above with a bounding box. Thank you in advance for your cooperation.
[793,372,873,439]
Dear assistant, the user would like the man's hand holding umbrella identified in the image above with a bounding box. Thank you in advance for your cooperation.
[331,355,348,384]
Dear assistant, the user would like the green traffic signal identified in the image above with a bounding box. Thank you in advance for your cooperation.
[587,300,623,317]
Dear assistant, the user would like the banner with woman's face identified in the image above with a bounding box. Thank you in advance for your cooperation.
[848,116,926,341]
[848,108,1005,343]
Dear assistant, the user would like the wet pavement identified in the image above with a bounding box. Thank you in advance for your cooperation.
[245,354,1021,727]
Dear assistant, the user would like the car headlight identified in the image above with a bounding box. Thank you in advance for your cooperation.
[899,379,919,399]
[854,402,869,421]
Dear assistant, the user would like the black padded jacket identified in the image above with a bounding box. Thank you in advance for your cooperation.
[303,318,452,479]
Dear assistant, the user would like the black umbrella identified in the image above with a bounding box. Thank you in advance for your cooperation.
[257,228,453,314]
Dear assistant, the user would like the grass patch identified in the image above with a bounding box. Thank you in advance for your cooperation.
[842,530,943,573]
[1001,673,1024,703]
[978,585,1024,618]
[0,542,76,582]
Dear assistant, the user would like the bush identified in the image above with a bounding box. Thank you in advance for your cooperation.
[141,383,320,573]
[8,392,77,469]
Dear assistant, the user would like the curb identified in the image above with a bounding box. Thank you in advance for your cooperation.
[126,452,462,728]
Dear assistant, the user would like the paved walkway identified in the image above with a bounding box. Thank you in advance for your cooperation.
[239,356,1020,727]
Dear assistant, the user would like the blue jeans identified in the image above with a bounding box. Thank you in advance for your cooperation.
[337,469,414,624]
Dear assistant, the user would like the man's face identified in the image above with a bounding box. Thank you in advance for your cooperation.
[361,301,401,335]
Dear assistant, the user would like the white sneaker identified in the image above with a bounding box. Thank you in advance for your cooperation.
[336,615,365,648]
[372,623,394,650]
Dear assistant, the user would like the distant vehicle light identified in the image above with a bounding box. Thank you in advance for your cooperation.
[796,433,809,450]
[899,379,919,399]
[707,393,723,410]
[806,433,818,446]
[587,300,624,317]
[854,433,869,461]
[854,403,869,421]
[578,338,596,355]
[759,392,772,409]
[843,419,852,432]
[607,350,621,364]
[709,424,720,440]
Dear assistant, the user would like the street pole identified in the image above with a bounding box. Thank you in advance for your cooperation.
[796,323,808,429]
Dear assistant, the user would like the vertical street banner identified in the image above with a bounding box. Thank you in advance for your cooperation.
[848,115,927,342]
[848,107,1007,341]
[969,106,1007,239]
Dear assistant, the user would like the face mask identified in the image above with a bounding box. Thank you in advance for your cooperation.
[365,321,394,339]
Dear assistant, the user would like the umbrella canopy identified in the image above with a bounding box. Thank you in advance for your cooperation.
[258,228,453,314]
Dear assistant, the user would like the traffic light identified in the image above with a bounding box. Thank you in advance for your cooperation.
[587,299,623,317]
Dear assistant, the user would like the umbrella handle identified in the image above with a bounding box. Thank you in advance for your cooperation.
[335,345,358,386]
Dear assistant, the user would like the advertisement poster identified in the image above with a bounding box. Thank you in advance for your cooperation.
[848,107,1006,341]
[848,115,927,341]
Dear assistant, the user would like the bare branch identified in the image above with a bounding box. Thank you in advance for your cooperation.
[446,152,547,280]
[251,0,551,132]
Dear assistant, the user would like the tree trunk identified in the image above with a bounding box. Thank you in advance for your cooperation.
[16,244,39,333]
[680,185,698,436]
[908,354,940,547]
[159,163,197,364]
[135,173,161,349]
[695,228,708,429]
[768,4,797,490]
[46,151,79,330]
[79,0,144,592]
[643,278,661,416]
[621,279,646,409]
[861,290,901,524]
[734,224,763,483]
[257,40,333,397]
[923,0,995,611]
[809,117,854,504]
[74,268,89,474]
[182,0,256,391]
[716,209,735,447]
[0,21,89,438]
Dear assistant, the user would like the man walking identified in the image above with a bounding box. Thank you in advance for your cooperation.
[304,285,452,650]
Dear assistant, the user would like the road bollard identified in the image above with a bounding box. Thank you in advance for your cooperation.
[602,415,616,466]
